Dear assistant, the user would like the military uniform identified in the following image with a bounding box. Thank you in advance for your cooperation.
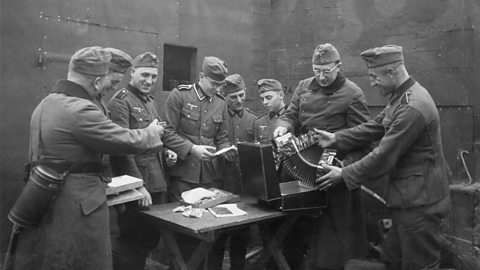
[253,106,286,144]
[337,77,451,269]
[108,84,169,195]
[276,73,371,269]
[14,80,163,270]
[164,83,230,194]
[223,107,256,192]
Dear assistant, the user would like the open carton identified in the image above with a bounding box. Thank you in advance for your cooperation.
[180,187,235,209]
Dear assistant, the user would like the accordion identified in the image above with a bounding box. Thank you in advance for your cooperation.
[238,132,335,211]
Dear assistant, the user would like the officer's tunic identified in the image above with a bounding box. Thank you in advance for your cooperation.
[164,83,230,187]
[276,74,371,268]
[336,77,451,269]
[14,80,163,270]
[253,106,286,144]
[223,107,256,193]
[108,84,168,193]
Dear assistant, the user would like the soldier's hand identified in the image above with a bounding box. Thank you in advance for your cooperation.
[147,119,164,135]
[315,165,343,191]
[223,149,237,162]
[137,186,152,208]
[165,150,177,166]
[273,127,288,137]
[190,145,216,160]
[313,128,335,147]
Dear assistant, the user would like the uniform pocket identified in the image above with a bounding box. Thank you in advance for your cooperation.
[390,171,427,206]
[131,111,151,128]
[181,106,200,121]
[80,186,106,216]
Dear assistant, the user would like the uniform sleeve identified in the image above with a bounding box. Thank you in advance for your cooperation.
[335,108,387,151]
[163,89,194,159]
[276,82,302,132]
[214,102,231,150]
[106,97,143,178]
[72,103,163,156]
[342,105,426,189]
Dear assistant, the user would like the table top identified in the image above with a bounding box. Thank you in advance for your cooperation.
[140,195,289,238]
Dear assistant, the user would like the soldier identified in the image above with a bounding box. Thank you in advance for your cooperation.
[92,48,133,117]
[221,74,256,192]
[253,79,286,144]
[315,45,451,270]
[107,52,177,270]
[273,43,371,270]
[163,56,232,268]
[13,46,165,270]
[209,74,256,270]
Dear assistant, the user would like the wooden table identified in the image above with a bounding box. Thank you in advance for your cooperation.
[140,195,302,270]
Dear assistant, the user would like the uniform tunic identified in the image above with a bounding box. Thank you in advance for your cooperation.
[14,80,163,270]
[223,107,256,193]
[336,77,451,269]
[252,106,286,144]
[276,74,371,268]
[108,84,168,193]
[164,83,230,185]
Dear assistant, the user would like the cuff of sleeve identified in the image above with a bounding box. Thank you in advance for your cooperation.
[342,165,362,190]
[178,143,194,160]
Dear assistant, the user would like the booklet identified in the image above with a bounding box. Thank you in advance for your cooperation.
[208,203,247,218]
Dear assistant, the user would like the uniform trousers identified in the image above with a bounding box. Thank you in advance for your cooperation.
[383,196,450,270]
[110,192,168,270]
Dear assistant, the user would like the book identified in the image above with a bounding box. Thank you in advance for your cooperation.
[106,175,143,195]
[107,189,144,206]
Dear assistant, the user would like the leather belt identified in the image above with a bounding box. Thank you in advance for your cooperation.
[31,160,105,174]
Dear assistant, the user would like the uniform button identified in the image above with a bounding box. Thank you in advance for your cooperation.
[204,110,207,113]
[139,118,143,121]
[203,123,207,126]
[187,114,191,118]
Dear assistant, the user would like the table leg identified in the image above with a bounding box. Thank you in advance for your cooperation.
[161,229,216,270]
[246,214,300,270]
[161,230,190,270]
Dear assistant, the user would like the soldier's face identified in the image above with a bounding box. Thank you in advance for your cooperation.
[130,67,158,94]
[368,68,395,95]
[225,89,246,113]
[202,75,224,96]
[103,71,125,93]
[260,91,284,113]
[313,62,340,87]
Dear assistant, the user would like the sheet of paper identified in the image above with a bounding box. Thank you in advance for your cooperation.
[213,145,237,156]
[208,203,247,218]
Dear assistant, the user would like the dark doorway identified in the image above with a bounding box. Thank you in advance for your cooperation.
[163,44,197,91]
